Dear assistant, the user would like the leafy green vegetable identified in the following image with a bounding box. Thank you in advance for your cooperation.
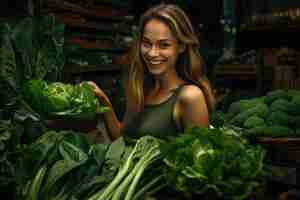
[243,116,265,129]
[226,98,264,120]
[162,126,266,200]
[263,125,294,137]
[229,103,269,126]
[264,89,290,105]
[90,135,163,200]
[43,82,73,113]
[25,165,48,200]
[266,111,292,126]
[0,14,67,199]
[23,80,109,120]
[269,98,292,113]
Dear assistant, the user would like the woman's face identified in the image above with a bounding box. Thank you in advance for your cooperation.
[140,19,182,76]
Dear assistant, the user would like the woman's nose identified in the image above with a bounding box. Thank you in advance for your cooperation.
[148,46,159,57]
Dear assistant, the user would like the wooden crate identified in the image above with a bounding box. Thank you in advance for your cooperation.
[256,137,300,164]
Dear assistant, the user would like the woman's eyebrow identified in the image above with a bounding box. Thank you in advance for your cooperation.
[142,36,171,42]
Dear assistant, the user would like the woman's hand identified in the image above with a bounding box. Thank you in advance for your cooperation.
[85,81,111,106]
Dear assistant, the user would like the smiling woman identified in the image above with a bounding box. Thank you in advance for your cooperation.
[140,18,184,77]
[87,3,215,141]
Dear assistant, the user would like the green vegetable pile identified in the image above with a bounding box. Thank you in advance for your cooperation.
[22,80,109,120]
[21,131,164,200]
[88,136,164,200]
[20,126,267,200]
[225,89,300,137]
[162,126,266,200]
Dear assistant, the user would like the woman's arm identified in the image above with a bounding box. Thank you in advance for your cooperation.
[101,98,123,140]
[177,85,209,128]
[87,81,123,140]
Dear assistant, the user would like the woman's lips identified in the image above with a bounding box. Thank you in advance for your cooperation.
[148,59,165,65]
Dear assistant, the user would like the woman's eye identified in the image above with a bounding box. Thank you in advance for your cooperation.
[142,41,151,48]
[159,43,170,49]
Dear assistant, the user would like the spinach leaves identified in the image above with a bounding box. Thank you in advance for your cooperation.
[162,126,266,200]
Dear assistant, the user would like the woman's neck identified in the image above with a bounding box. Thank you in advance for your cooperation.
[152,71,185,93]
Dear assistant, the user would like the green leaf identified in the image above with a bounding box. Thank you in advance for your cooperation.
[42,159,86,196]
[62,131,90,153]
[24,131,62,176]
[0,24,17,91]
[11,17,33,80]
[89,143,108,167]
[105,136,126,166]
[25,165,48,200]
[0,130,11,141]
[0,141,5,151]
[59,141,88,162]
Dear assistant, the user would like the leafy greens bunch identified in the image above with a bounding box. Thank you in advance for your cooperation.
[22,131,164,200]
[23,79,109,120]
[22,130,127,200]
[225,89,300,137]
[88,135,165,200]
[162,126,266,200]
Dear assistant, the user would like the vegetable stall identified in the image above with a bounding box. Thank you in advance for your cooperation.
[1,3,300,200]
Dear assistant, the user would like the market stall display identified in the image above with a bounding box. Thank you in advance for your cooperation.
[19,126,266,200]
[217,88,300,199]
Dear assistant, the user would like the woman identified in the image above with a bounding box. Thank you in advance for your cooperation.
[88,4,215,141]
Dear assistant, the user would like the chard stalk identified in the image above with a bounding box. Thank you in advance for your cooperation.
[112,146,159,200]
[26,165,48,200]
[95,145,138,200]
[132,175,165,200]
[124,149,160,200]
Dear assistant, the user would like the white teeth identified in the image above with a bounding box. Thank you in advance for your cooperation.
[149,61,162,65]
[150,62,161,65]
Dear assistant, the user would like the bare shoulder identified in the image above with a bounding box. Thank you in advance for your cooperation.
[176,84,209,127]
[178,85,205,103]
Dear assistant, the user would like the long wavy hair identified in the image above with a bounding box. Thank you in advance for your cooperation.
[126,4,215,113]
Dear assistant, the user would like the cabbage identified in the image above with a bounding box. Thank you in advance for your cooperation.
[43,82,73,113]
[23,80,109,120]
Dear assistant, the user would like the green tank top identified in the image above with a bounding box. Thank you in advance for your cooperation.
[122,84,189,140]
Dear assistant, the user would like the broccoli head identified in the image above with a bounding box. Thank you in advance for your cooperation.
[263,125,294,137]
[243,116,265,129]
[226,98,265,119]
[264,89,290,105]
[230,103,269,126]
[266,111,292,126]
[269,98,292,113]
[284,95,300,115]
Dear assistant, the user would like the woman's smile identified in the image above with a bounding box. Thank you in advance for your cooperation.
[140,18,182,76]
[148,59,165,65]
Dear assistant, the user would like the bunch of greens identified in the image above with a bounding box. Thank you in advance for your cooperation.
[0,15,65,107]
[21,131,164,200]
[88,135,165,200]
[21,130,111,200]
[162,126,266,200]
[0,14,76,199]
[225,89,300,137]
[0,120,18,188]
[23,79,109,120]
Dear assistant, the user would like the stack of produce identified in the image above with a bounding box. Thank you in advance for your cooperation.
[22,126,265,200]
[22,80,109,120]
[162,126,266,200]
[225,89,300,137]
[21,131,164,200]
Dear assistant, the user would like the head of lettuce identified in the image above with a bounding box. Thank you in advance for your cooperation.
[23,80,109,120]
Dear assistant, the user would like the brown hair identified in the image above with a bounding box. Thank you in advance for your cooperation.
[126,4,215,112]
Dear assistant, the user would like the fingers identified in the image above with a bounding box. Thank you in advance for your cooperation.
[84,81,104,97]
[81,81,96,89]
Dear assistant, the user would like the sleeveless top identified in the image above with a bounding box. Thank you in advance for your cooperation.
[122,84,189,140]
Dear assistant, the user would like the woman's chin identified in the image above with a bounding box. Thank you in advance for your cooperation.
[148,69,164,76]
